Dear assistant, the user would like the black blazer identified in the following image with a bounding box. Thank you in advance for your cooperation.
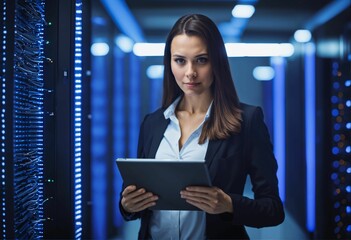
[120,103,285,239]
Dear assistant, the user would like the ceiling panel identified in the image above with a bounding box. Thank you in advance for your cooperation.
[122,0,334,42]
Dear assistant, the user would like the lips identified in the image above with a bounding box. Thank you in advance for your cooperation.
[184,82,200,87]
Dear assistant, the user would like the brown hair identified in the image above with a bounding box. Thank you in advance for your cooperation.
[162,14,242,143]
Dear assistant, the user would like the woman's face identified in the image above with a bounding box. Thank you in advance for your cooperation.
[170,34,213,98]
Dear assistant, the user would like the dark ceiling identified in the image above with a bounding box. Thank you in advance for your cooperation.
[124,0,333,43]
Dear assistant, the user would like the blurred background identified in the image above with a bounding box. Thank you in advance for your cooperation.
[1,0,350,239]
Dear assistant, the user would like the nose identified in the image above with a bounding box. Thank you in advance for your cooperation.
[186,64,197,79]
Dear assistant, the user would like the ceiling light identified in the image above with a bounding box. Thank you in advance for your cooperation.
[294,29,312,43]
[132,42,294,57]
[231,5,255,18]
[115,35,134,53]
[146,65,164,79]
[91,42,109,56]
[225,43,294,57]
[133,43,165,56]
[253,66,275,81]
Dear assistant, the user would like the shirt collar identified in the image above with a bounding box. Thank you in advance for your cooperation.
[163,96,181,119]
[163,96,213,120]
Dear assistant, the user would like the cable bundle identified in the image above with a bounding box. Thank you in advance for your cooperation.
[13,0,46,238]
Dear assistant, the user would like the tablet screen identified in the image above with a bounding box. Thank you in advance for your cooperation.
[116,158,212,210]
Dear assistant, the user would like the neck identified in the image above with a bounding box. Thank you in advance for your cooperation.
[178,93,213,114]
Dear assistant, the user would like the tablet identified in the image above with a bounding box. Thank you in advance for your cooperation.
[116,158,212,211]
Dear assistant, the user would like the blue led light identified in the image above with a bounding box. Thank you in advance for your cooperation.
[333,82,340,89]
[73,1,83,239]
[271,56,286,203]
[331,96,339,103]
[113,47,125,227]
[332,109,339,117]
[345,80,351,87]
[305,43,316,232]
[333,160,339,168]
[331,173,338,180]
[0,0,6,237]
[332,147,339,155]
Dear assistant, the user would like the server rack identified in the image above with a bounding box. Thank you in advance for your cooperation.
[0,0,91,238]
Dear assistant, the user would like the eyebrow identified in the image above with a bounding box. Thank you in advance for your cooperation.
[172,53,209,58]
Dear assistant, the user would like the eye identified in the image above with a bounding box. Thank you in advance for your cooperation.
[196,57,208,64]
[174,58,185,65]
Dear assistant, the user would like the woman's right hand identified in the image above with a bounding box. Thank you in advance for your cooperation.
[121,185,158,213]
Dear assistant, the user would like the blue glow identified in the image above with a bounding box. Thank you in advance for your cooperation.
[129,54,140,157]
[294,29,312,43]
[271,56,285,202]
[333,134,340,142]
[91,42,110,56]
[346,186,351,192]
[150,76,163,112]
[100,0,144,42]
[0,0,6,237]
[333,82,340,89]
[347,168,351,174]
[346,146,351,153]
[252,66,275,81]
[146,65,164,79]
[304,0,351,31]
[305,42,316,232]
[347,206,351,213]
[133,42,295,57]
[332,161,339,168]
[113,47,124,227]
[345,80,351,87]
[74,1,83,239]
[332,109,339,116]
[115,35,133,53]
[91,42,108,240]
[232,4,255,18]
[346,100,351,107]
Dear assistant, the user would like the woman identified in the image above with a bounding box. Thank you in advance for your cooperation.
[119,14,285,239]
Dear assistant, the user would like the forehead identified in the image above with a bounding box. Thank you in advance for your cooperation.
[170,34,208,55]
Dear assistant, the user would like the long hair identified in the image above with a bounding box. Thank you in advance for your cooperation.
[162,14,242,143]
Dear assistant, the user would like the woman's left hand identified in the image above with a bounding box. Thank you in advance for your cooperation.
[180,186,233,214]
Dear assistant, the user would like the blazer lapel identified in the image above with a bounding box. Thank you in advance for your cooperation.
[205,139,223,169]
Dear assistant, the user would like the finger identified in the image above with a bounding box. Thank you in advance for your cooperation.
[122,185,137,197]
[181,190,213,202]
[182,194,218,208]
[131,196,158,212]
[125,194,158,212]
[186,186,215,193]
[185,199,213,213]
[123,188,147,200]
